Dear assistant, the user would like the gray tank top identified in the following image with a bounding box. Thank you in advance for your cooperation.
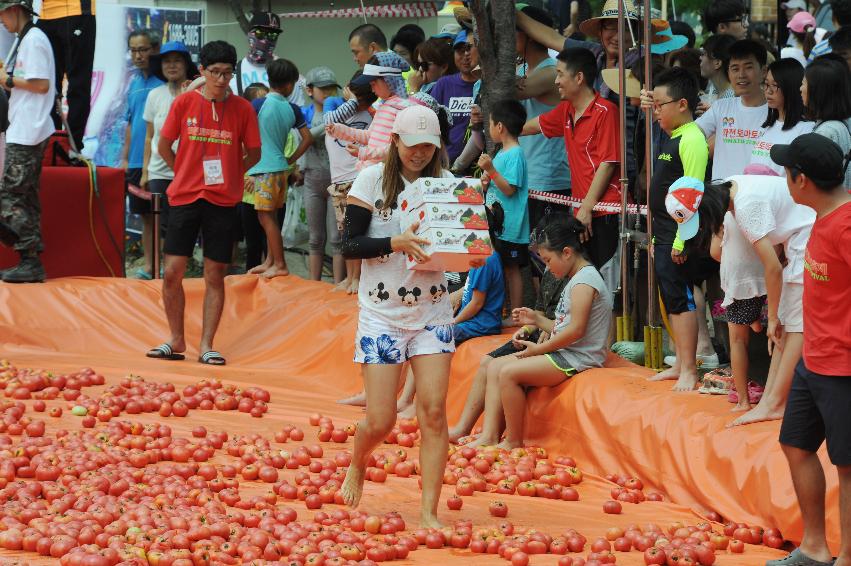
[551,264,612,371]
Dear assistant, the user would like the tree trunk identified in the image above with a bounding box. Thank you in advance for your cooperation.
[228,0,251,34]
[470,0,517,153]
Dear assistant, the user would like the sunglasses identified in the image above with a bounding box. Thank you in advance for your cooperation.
[417,60,433,71]
[252,29,280,41]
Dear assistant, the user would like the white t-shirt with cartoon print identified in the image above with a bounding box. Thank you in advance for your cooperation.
[348,164,454,330]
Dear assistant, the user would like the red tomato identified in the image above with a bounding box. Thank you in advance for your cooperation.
[603,500,622,514]
[488,501,508,518]
[446,495,463,510]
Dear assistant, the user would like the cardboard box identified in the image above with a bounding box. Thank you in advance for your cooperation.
[406,228,493,272]
[399,177,485,212]
[400,202,489,233]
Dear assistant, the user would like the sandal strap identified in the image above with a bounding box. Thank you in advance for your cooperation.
[154,343,173,356]
[201,350,222,361]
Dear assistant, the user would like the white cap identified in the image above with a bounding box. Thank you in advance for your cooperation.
[781,0,807,10]
[392,105,442,148]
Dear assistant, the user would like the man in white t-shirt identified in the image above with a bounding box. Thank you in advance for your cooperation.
[696,39,768,180]
[0,0,56,283]
[229,11,306,106]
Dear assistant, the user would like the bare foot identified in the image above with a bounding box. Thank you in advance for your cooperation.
[726,402,785,428]
[673,370,699,392]
[249,262,270,275]
[341,464,366,508]
[731,401,751,413]
[337,391,367,406]
[347,279,360,295]
[465,434,498,448]
[495,439,522,450]
[397,404,417,419]
[648,366,680,381]
[448,426,471,444]
[333,279,351,292]
[420,513,444,530]
[262,265,290,279]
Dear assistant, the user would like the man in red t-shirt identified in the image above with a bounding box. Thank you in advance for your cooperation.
[522,46,621,295]
[146,40,261,366]
[769,133,851,566]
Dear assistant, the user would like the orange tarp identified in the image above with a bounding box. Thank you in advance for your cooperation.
[0,275,840,564]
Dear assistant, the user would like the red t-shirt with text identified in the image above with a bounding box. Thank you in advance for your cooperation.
[538,92,621,214]
[803,201,851,376]
[160,90,261,207]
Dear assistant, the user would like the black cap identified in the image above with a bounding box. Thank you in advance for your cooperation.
[770,133,849,186]
[249,11,281,32]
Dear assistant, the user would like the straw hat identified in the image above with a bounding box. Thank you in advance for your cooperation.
[453,5,473,31]
[601,68,641,98]
[579,0,639,38]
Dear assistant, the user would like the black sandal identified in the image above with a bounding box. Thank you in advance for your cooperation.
[146,343,185,361]
[199,350,226,365]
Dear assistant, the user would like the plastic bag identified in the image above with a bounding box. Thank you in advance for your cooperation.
[283,183,309,248]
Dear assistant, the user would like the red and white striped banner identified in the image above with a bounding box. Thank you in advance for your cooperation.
[529,190,648,215]
[280,2,439,19]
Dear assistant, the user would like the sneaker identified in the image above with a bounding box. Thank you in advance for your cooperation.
[765,548,835,566]
[663,353,720,368]
[2,257,45,283]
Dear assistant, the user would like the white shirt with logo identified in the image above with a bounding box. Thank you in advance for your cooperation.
[749,119,814,176]
[696,97,767,179]
[229,56,307,107]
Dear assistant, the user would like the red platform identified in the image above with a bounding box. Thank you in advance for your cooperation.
[0,166,125,278]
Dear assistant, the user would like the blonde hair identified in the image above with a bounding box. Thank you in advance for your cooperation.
[379,136,443,211]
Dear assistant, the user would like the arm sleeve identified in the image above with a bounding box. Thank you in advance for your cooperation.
[496,150,523,187]
[537,104,564,139]
[333,122,371,145]
[736,200,776,244]
[341,205,394,259]
[359,143,389,163]
[695,104,718,138]
[289,103,307,129]
[324,99,359,125]
[679,129,709,180]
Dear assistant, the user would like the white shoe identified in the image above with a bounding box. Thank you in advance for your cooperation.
[663,353,720,368]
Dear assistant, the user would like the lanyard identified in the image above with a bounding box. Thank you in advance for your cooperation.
[194,89,228,157]
[5,22,34,77]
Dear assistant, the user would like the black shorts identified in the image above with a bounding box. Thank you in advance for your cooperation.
[654,244,719,315]
[126,168,151,214]
[586,214,619,270]
[495,238,529,267]
[164,199,238,264]
[487,329,542,358]
[779,360,851,466]
[726,295,766,326]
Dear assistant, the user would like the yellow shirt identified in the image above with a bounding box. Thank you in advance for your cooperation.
[41,0,96,20]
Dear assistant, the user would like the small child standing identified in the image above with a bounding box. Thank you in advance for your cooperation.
[478,99,530,315]
[302,67,344,283]
[246,59,302,278]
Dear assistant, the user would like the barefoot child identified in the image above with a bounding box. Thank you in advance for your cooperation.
[247,59,308,278]
[469,216,611,449]
[478,99,530,315]
[640,67,711,392]
[340,105,462,527]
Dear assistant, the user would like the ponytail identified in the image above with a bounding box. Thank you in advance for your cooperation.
[535,215,587,258]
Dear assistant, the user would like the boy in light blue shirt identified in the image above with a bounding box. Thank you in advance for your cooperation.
[478,99,530,313]
[247,58,306,278]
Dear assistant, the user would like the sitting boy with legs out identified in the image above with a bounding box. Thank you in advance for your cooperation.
[478,99,530,316]
[248,59,307,278]
[467,216,611,449]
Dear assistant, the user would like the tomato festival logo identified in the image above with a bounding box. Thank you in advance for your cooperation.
[805,248,829,281]
[186,116,234,145]
[721,114,761,145]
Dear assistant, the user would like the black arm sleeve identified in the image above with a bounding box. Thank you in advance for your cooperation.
[341,204,394,260]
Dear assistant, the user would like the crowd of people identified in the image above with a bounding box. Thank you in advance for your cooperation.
[0,0,847,561]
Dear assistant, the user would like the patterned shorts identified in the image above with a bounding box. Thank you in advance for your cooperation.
[354,313,456,364]
[725,295,766,326]
[328,181,354,232]
[252,172,288,211]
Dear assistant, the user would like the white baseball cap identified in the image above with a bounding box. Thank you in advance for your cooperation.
[781,0,807,10]
[392,105,442,148]
[665,176,705,242]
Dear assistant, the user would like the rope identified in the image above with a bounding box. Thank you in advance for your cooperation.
[528,190,648,215]
[84,159,117,277]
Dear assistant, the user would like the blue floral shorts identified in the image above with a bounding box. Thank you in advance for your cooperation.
[354,315,456,364]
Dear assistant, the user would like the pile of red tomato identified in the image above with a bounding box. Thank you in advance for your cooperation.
[0,361,787,566]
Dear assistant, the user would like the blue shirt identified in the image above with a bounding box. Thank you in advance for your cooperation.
[249,92,295,176]
[459,251,505,336]
[487,145,530,244]
[125,71,164,168]
[517,59,571,192]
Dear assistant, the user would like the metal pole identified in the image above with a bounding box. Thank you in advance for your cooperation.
[616,0,632,341]
[151,193,162,280]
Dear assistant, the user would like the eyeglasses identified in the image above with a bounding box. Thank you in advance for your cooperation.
[653,99,679,112]
[252,29,280,41]
[761,81,779,93]
[129,47,152,55]
[721,14,749,27]
[454,43,474,53]
[206,69,234,81]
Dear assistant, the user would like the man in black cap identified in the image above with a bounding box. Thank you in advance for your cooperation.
[767,133,851,566]
[230,10,306,106]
